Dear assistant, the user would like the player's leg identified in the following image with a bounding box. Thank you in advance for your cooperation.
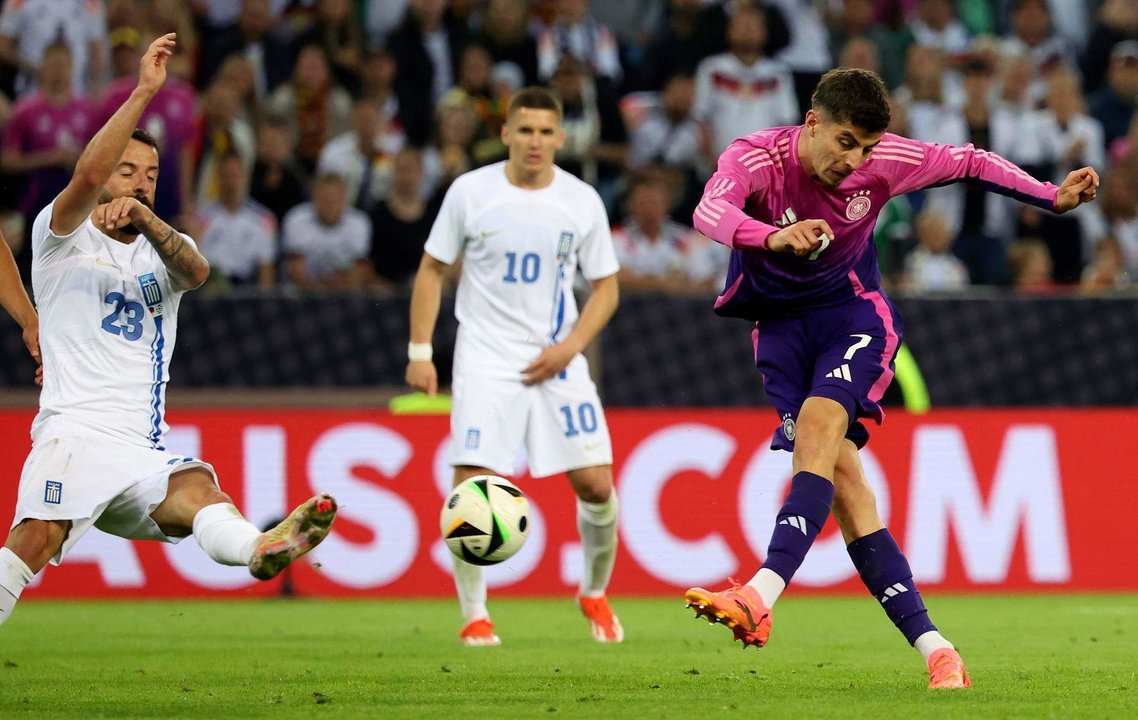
[831,442,970,689]
[451,464,503,646]
[532,360,621,642]
[566,464,622,642]
[150,466,336,580]
[0,519,68,625]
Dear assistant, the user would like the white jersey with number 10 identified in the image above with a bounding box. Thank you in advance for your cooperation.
[424,162,620,379]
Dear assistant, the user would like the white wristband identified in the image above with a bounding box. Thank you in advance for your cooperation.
[408,342,433,362]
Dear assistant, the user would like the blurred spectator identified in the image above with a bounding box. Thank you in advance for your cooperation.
[536,0,623,89]
[1000,0,1074,69]
[386,0,469,146]
[317,98,404,213]
[282,172,372,290]
[641,0,728,92]
[1,42,96,271]
[475,0,540,87]
[213,55,263,126]
[358,48,404,140]
[694,7,798,159]
[198,0,296,98]
[859,0,914,91]
[1087,40,1138,149]
[909,0,970,56]
[1080,235,1132,293]
[421,93,477,196]
[1039,69,1105,183]
[369,147,438,286]
[589,0,665,90]
[767,0,833,114]
[192,81,257,209]
[839,36,882,75]
[100,28,197,222]
[1082,0,1138,94]
[249,115,309,224]
[902,209,970,291]
[1,43,93,185]
[194,151,278,290]
[189,0,294,29]
[612,176,727,293]
[1097,169,1138,280]
[453,44,510,166]
[0,0,106,98]
[148,0,199,83]
[295,0,365,94]
[827,0,877,69]
[625,72,706,222]
[550,54,628,211]
[364,0,410,50]
[1007,237,1055,292]
[265,44,353,175]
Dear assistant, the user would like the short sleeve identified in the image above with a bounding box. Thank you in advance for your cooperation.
[576,188,620,281]
[31,199,82,266]
[423,176,467,265]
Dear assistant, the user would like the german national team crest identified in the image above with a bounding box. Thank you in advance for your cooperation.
[845,190,872,221]
[781,413,796,442]
[137,273,164,317]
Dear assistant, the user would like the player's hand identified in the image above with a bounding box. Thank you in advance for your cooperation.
[522,343,576,386]
[1055,167,1099,213]
[765,219,834,257]
[137,33,176,96]
[22,323,40,386]
[406,360,438,396]
[93,196,151,232]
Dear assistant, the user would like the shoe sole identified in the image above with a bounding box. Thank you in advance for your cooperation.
[249,494,337,580]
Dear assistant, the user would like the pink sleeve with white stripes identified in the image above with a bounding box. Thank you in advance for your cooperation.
[878,134,1059,210]
[692,143,782,251]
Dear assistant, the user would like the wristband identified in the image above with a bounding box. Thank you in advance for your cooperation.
[407,342,433,362]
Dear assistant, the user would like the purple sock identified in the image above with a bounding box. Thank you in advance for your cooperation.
[760,471,834,584]
[847,528,937,645]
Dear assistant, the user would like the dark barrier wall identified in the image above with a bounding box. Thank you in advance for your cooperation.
[1,290,1135,405]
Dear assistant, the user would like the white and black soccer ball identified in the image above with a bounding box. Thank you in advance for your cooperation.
[440,475,530,566]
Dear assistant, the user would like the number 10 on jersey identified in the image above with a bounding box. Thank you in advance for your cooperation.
[503,252,540,283]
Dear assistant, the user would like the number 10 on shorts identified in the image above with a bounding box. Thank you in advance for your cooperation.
[560,402,598,437]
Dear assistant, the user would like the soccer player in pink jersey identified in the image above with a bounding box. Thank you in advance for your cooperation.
[684,68,1099,689]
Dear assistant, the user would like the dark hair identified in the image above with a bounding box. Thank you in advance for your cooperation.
[131,128,161,154]
[507,86,563,120]
[811,68,891,134]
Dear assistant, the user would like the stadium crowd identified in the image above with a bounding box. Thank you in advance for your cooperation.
[0,0,1134,296]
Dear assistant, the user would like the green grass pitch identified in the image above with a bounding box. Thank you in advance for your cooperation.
[1,594,1135,719]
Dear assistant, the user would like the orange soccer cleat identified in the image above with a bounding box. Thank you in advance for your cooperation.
[460,617,501,647]
[248,494,337,581]
[578,595,624,643]
[927,648,972,689]
[684,578,772,649]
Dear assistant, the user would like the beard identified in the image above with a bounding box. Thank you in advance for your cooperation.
[98,191,154,236]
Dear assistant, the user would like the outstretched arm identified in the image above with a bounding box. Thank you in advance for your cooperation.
[50,34,175,237]
[693,141,784,251]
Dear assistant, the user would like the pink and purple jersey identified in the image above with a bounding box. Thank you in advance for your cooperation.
[2,91,97,214]
[694,126,1061,320]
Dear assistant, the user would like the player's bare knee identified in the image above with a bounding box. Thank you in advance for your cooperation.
[568,466,613,503]
[4,518,68,573]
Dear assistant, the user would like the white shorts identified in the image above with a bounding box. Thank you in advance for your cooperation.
[449,355,613,478]
[12,433,218,565]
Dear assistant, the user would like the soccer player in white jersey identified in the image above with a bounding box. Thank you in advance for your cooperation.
[0,34,337,629]
[407,87,622,646]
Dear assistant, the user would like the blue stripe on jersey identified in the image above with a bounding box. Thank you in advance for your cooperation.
[147,316,166,450]
[549,265,567,342]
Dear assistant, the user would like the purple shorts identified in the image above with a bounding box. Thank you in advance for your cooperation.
[755,290,903,451]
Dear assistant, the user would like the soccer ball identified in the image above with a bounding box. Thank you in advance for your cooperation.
[440,475,530,566]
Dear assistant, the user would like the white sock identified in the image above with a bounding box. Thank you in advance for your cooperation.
[914,630,955,661]
[0,547,35,626]
[192,503,261,566]
[746,568,787,608]
[452,555,488,624]
[577,492,619,598]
